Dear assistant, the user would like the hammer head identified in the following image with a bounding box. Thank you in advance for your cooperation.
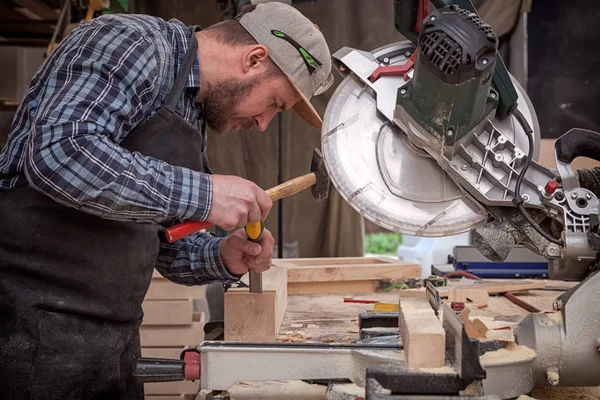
[310,148,330,201]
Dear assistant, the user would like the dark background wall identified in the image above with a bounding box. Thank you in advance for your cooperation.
[528,0,600,138]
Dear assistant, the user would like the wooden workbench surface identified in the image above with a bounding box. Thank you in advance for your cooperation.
[196,280,600,400]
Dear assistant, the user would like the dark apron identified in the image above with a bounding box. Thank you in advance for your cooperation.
[0,30,207,400]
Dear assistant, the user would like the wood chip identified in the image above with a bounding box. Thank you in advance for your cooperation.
[322,337,336,343]
[459,308,489,339]
[291,323,303,328]
[307,324,320,329]
[346,328,359,333]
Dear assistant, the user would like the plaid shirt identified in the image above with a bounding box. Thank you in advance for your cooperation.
[0,14,239,285]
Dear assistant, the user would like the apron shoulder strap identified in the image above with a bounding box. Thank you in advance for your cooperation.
[164,28,200,110]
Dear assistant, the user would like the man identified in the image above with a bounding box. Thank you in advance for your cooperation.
[0,2,332,399]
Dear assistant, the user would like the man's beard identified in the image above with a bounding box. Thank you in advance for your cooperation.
[201,76,261,134]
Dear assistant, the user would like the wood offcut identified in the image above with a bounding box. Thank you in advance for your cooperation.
[398,295,446,369]
[224,265,288,341]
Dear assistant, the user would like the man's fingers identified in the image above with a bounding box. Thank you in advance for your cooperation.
[228,234,261,256]
[256,188,273,221]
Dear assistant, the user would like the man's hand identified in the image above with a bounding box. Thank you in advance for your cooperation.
[220,228,274,276]
[208,175,273,231]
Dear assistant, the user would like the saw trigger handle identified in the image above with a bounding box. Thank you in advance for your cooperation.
[555,128,600,164]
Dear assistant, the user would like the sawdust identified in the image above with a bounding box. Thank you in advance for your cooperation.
[418,365,456,374]
[326,382,365,397]
[479,343,536,365]
[531,386,600,400]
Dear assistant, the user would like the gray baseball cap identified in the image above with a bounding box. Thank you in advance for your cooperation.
[238,2,333,130]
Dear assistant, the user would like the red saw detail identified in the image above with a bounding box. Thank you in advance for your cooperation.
[184,351,201,381]
[415,0,430,33]
[369,51,418,83]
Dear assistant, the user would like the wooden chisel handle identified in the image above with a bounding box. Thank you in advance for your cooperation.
[165,172,317,243]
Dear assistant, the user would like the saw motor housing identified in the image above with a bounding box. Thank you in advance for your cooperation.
[399,6,498,146]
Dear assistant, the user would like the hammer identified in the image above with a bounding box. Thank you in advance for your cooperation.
[164,148,330,243]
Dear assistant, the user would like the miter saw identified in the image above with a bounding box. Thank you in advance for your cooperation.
[321,0,600,396]
[135,1,600,398]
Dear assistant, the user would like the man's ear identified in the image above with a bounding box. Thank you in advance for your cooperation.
[242,44,270,75]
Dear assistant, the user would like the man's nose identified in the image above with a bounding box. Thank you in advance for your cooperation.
[255,108,279,131]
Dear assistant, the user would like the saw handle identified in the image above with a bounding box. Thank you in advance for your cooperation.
[164,173,317,243]
[555,128,600,164]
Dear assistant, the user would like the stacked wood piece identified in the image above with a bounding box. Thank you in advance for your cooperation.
[142,270,206,400]
[273,256,421,295]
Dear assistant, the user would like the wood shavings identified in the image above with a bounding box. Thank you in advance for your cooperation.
[459,308,488,339]
[291,323,303,328]
[479,344,536,366]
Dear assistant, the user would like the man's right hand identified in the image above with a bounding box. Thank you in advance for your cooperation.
[207,175,273,231]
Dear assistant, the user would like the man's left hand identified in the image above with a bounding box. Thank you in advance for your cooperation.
[220,227,274,276]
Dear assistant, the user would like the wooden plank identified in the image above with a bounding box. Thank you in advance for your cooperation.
[141,347,186,359]
[539,139,600,170]
[438,280,546,297]
[274,256,398,268]
[142,300,193,326]
[145,279,206,300]
[398,280,546,298]
[140,321,204,347]
[144,380,199,395]
[224,266,287,341]
[288,280,376,295]
[13,0,58,20]
[283,260,421,283]
[398,295,446,369]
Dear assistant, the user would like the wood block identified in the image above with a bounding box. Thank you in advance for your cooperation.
[145,278,206,300]
[144,380,199,395]
[275,257,421,283]
[141,347,186,359]
[142,300,193,326]
[224,266,287,341]
[288,280,377,295]
[140,321,204,347]
[398,296,446,369]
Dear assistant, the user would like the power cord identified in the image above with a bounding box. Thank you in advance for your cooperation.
[511,108,564,246]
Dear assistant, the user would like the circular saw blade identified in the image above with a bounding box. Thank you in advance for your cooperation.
[321,73,488,236]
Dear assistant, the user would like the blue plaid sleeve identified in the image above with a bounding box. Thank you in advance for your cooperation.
[156,233,242,285]
[22,20,211,223]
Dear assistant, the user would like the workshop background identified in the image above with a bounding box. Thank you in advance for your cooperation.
[0,0,599,258]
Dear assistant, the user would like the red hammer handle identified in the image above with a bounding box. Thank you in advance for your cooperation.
[165,220,212,243]
[164,172,317,243]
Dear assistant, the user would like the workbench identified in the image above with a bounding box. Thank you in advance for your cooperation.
[195,281,600,400]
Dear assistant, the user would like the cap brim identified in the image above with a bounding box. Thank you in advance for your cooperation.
[287,76,322,131]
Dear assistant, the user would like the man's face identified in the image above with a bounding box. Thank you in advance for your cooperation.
[202,72,301,134]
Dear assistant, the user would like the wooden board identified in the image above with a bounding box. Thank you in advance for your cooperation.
[141,347,186,359]
[145,278,206,300]
[144,380,199,395]
[142,300,193,326]
[398,295,446,369]
[275,257,421,295]
[140,321,204,347]
[283,261,420,283]
[398,280,546,298]
[288,280,377,295]
[224,266,287,341]
[539,139,600,170]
